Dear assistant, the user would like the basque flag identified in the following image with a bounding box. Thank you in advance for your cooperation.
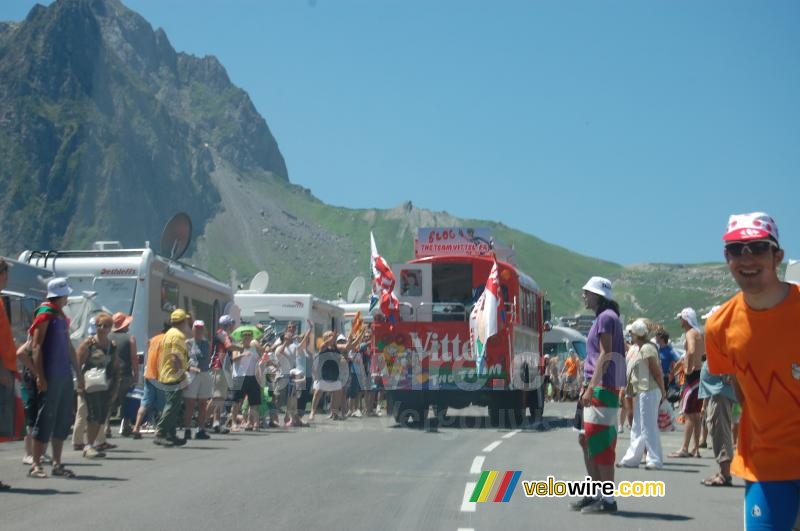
[470,255,503,375]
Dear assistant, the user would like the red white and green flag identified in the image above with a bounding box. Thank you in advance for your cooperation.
[370,232,400,323]
[470,255,503,374]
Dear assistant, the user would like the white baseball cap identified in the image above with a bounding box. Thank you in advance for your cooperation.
[218,315,235,326]
[676,307,702,334]
[192,320,205,328]
[46,277,73,298]
[582,276,614,301]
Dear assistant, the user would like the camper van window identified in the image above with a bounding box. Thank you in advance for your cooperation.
[161,280,179,312]
[191,299,212,329]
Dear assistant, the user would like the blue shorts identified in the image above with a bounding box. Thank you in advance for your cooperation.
[745,479,800,530]
[141,379,166,412]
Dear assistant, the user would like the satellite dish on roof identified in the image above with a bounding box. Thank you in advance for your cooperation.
[347,276,367,303]
[249,271,270,293]
[159,212,193,261]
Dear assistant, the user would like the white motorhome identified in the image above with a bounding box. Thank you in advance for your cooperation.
[19,242,233,364]
[235,292,345,340]
[1,258,53,344]
[543,325,588,362]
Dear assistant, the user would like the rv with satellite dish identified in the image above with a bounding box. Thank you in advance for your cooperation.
[18,213,234,368]
[1,257,53,344]
[234,270,345,340]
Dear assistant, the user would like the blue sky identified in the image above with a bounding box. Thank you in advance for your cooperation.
[3,0,799,265]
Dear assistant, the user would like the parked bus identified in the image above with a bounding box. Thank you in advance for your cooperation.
[19,242,233,376]
[374,228,550,427]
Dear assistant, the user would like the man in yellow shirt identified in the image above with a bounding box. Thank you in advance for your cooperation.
[154,309,191,447]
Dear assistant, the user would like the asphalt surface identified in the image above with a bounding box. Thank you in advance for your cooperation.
[0,402,742,531]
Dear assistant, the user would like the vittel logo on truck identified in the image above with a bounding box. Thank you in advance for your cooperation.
[408,331,474,362]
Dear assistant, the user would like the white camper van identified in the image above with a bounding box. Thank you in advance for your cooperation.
[19,243,233,365]
[1,258,53,344]
[543,325,588,361]
[235,292,345,340]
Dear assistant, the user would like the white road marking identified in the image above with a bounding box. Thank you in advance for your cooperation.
[482,440,503,453]
[502,429,521,439]
[458,528,475,531]
[461,482,477,512]
[470,456,485,474]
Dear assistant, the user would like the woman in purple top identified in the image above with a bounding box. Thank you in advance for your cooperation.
[570,276,626,514]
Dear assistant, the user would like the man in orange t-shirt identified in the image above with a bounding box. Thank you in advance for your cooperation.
[560,350,579,401]
[705,212,800,530]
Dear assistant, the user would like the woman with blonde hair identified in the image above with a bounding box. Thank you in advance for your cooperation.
[76,312,119,459]
[617,318,667,469]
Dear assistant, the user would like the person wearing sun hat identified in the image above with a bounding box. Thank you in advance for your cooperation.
[28,277,83,478]
[669,306,705,459]
[108,312,138,438]
[571,276,626,514]
[617,318,666,470]
[704,212,800,530]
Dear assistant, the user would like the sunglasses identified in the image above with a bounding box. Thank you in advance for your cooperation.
[724,240,777,258]
[96,323,112,330]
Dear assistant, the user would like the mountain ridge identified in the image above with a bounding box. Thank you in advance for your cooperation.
[0,0,739,336]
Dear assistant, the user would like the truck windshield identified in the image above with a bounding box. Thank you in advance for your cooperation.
[431,263,472,304]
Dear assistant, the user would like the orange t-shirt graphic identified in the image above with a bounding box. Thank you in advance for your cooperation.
[705,285,800,482]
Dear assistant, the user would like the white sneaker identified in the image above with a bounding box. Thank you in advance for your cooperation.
[22,455,34,465]
[617,424,624,434]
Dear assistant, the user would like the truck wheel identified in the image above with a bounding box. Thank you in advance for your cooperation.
[527,387,544,424]
[507,391,525,428]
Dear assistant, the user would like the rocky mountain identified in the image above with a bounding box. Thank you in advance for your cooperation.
[0,0,738,337]
[0,0,286,252]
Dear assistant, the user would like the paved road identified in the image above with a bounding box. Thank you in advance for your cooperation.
[0,402,741,531]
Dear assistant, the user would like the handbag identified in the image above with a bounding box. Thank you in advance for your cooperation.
[84,367,109,393]
[666,382,681,403]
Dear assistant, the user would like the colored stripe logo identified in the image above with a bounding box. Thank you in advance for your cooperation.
[470,470,522,503]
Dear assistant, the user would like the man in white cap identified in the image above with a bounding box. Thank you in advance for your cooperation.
[705,212,800,530]
[668,307,705,458]
[27,277,84,478]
